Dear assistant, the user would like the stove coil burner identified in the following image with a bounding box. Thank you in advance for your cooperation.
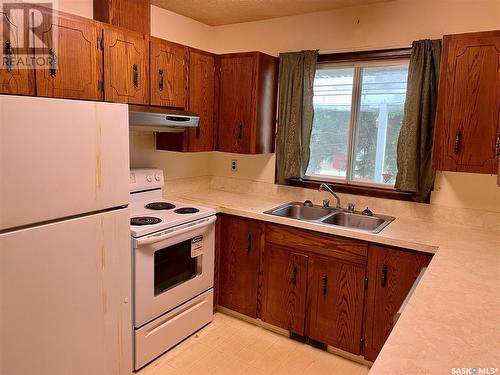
[174,207,200,214]
[131,216,162,226]
[145,202,176,210]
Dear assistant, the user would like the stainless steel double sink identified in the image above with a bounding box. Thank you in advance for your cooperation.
[264,202,395,233]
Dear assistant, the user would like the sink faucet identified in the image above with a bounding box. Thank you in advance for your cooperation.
[318,184,341,208]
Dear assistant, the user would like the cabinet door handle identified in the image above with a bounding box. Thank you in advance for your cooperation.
[454,130,462,155]
[196,122,201,139]
[158,69,164,91]
[4,40,13,72]
[237,123,243,140]
[496,130,500,161]
[322,274,328,295]
[49,48,57,77]
[291,266,297,286]
[381,264,388,288]
[246,234,252,253]
[133,64,139,88]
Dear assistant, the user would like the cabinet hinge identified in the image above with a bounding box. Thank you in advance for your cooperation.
[360,337,364,349]
[98,80,104,92]
[364,276,369,289]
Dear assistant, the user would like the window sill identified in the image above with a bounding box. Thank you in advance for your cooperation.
[286,177,423,203]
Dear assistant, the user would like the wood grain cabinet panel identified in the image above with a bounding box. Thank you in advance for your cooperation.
[363,245,433,361]
[218,215,262,318]
[433,30,500,174]
[34,9,101,100]
[150,37,188,109]
[93,0,150,35]
[188,49,216,151]
[218,52,277,154]
[101,24,149,105]
[261,244,308,335]
[308,256,366,354]
[0,3,35,95]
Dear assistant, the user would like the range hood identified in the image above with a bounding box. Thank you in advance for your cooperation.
[128,105,199,133]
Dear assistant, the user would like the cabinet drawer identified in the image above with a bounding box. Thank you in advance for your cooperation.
[265,224,367,265]
[135,289,213,370]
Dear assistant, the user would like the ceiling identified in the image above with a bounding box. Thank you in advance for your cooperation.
[151,0,396,26]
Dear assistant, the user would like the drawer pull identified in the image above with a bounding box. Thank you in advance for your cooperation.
[322,274,328,295]
[159,69,164,91]
[291,266,297,285]
[381,264,388,288]
[454,130,462,155]
[4,40,13,72]
[246,234,252,253]
[49,48,57,77]
[133,64,139,88]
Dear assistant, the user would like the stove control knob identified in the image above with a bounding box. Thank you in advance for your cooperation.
[146,175,152,182]
[154,173,161,181]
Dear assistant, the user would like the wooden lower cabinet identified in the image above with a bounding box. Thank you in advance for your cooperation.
[218,215,262,318]
[217,217,434,360]
[261,244,308,335]
[362,244,433,361]
[308,256,366,354]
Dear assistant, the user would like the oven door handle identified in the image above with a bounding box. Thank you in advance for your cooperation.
[135,216,216,246]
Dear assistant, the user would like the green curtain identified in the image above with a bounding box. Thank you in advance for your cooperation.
[275,50,318,185]
[395,39,442,201]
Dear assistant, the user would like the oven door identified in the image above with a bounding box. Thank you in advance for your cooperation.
[133,216,215,327]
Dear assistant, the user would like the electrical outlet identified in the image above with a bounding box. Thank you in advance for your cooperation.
[231,159,238,172]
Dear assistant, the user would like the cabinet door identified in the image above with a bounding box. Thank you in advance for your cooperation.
[150,38,188,108]
[434,31,500,174]
[0,3,34,95]
[261,244,308,335]
[34,9,101,100]
[188,50,215,152]
[218,55,255,153]
[218,215,261,318]
[363,245,433,361]
[308,256,365,354]
[102,24,149,104]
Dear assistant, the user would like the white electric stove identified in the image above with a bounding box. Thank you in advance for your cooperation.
[130,169,216,370]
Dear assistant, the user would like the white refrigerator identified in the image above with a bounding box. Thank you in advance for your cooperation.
[0,95,132,374]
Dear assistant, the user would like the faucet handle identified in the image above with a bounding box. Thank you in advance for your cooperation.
[322,199,330,208]
[347,203,355,213]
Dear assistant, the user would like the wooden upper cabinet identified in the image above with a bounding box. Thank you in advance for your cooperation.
[261,244,308,335]
[34,9,101,100]
[0,3,34,95]
[433,30,500,174]
[218,52,278,154]
[93,0,150,35]
[188,49,216,152]
[150,38,188,109]
[101,24,149,105]
[308,256,366,355]
[363,245,433,362]
[218,215,262,318]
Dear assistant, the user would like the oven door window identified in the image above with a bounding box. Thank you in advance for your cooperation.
[154,238,201,296]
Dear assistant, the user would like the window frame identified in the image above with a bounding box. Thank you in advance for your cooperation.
[285,47,428,203]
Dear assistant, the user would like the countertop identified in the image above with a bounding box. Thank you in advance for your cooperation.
[174,189,500,375]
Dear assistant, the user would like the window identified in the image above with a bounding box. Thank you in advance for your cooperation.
[306,60,409,187]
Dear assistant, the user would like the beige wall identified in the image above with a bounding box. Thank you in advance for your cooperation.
[151,5,217,52]
[212,0,500,55]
